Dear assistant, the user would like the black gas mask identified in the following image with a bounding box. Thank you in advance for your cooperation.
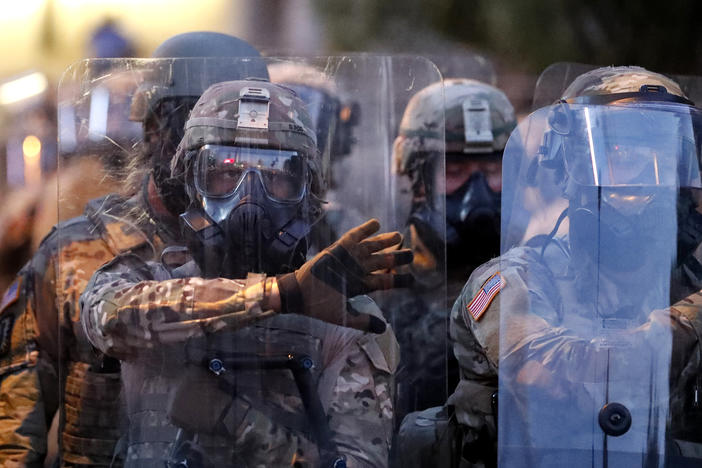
[180,144,317,278]
[409,163,501,275]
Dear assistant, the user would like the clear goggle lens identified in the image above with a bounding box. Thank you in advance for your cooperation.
[196,145,306,201]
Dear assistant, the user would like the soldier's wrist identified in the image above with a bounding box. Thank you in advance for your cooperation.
[276,273,303,315]
[261,277,281,312]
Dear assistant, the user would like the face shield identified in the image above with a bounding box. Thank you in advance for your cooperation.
[561,103,702,188]
[498,99,702,467]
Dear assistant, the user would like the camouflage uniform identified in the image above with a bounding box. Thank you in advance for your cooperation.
[80,252,399,467]
[446,249,529,468]
[389,78,516,424]
[450,234,702,464]
[446,66,700,467]
[0,183,174,466]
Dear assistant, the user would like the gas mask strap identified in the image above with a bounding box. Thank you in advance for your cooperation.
[539,207,569,261]
[267,218,313,271]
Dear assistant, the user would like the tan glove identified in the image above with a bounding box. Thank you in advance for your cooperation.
[277,218,413,333]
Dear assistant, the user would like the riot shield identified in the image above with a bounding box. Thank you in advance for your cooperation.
[498,98,702,467]
[421,52,497,85]
[59,56,444,467]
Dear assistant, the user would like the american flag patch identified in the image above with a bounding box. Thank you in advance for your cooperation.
[465,272,504,322]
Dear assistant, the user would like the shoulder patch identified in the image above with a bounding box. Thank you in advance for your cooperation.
[464,272,504,323]
[0,278,22,314]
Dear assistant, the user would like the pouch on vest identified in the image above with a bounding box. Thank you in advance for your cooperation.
[392,405,462,468]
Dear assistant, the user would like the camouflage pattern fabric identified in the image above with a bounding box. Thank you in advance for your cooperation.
[80,253,399,467]
[0,272,47,468]
[0,187,173,466]
[393,78,516,173]
[561,65,686,100]
[449,241,702,465]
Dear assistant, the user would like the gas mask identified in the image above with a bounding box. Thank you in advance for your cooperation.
[180,144,316,278]
[409,167,501,277]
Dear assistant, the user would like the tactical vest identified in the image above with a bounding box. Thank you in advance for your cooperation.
[60,194,168,466]
[123,314,327,467]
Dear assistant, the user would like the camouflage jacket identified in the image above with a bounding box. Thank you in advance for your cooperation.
[80,253,399,467]
[449,242,702,461]
[0,182,174,467]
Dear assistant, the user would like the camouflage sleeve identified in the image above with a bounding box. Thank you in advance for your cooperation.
[453,247,676,396]
[80,254,277,360]
[323,324,399,467]
[0,261,59,467]
[448,247,562,427]
[447,257,501,429]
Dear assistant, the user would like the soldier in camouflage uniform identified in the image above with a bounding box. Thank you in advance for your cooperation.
[80,79,412,467]
[388,79,516,426]
[450,66,702,467]
[0,32,270,466]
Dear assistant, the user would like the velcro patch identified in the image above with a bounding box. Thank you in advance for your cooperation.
[464,272,504,323]
[0,278,21,314]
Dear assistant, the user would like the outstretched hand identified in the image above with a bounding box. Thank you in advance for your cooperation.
[277,219,413,333]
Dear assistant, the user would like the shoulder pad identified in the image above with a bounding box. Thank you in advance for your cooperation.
[35,215,102,255]
[84,194,130,218]
[84,194,154,255]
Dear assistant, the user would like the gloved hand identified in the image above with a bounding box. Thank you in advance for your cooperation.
[277,218,413,333]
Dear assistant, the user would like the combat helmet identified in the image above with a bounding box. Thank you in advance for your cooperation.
[173,79,323,278]
[393,78,517,275]
[129,32,269,215]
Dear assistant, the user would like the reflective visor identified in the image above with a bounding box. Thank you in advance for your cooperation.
[195,145,306,201]
[561,104,702,187]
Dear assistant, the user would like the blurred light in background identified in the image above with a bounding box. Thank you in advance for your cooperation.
[3,0,45,21]
[0,0,242,80]
[22,135,42,185]
[88,85,109,140]
[0,72,48,106]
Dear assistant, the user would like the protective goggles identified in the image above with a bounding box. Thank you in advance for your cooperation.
[195,144,307,202]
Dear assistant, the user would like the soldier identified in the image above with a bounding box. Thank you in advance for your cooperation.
[0,32,270,466]
[388,79,516,425]
[450,66,702,467]
[80,79,411,467]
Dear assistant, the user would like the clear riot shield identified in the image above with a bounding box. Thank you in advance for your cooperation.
[498,99,702,467]
[421,52,497,85]
[60,56,444,467]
